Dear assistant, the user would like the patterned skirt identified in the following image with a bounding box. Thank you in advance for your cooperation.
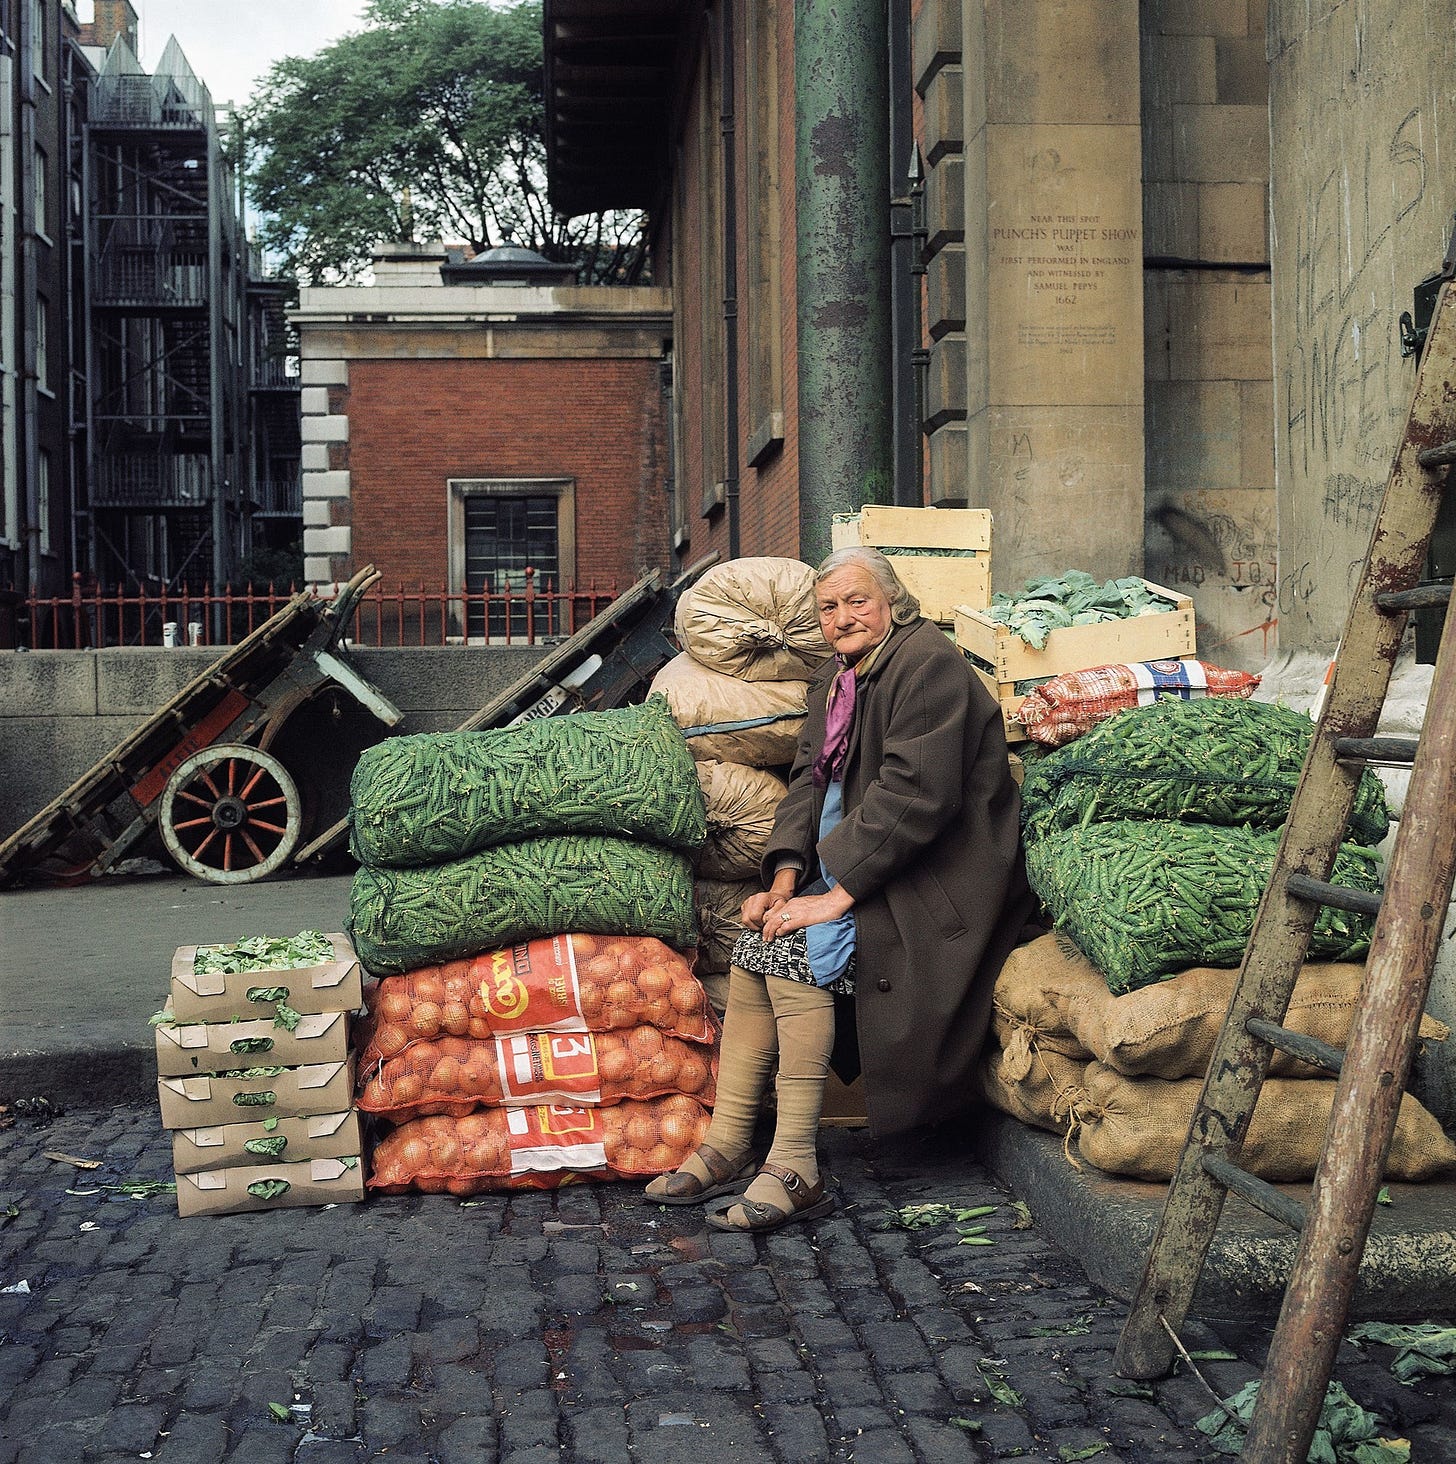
[730,926,857,997]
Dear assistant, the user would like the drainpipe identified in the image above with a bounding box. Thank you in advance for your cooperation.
[887,0,920,506]
[793,0,893,563]
[720,0,741,559]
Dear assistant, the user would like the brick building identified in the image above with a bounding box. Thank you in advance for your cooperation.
[290,241,672,634]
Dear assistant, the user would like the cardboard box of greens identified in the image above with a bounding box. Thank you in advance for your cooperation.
[168,932,362,1024]
[171,1110,362,1176]
[176,1154,365,1218]
[154,1008,350,1078]
[157,1058,355,1130]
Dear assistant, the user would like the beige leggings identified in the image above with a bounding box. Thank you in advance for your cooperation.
[704,964,836,1182]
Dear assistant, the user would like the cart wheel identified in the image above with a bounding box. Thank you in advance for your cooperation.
[159,745,302,884]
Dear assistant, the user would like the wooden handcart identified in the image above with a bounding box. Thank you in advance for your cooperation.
[0,567,402,887]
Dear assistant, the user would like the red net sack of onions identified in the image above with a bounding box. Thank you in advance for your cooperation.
[367,1095,712,1195]
[357,1025,718,1121]
[357,933,716,1069]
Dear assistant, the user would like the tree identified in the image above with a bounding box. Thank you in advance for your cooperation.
[244,0,647,285]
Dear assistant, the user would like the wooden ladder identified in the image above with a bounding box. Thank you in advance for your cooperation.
[1112,264,1456,1462]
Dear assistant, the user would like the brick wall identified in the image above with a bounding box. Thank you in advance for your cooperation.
[345,357,669,591]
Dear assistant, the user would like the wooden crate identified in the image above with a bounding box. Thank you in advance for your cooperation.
[954,581,1196,743]
[832,506,993,621]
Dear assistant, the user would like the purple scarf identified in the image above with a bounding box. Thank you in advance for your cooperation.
[811,633,891,788]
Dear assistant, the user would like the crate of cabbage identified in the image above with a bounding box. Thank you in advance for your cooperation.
[954,572,1195,742]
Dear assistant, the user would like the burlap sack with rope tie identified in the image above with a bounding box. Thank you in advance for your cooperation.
[694,761,788,881]
[1074,1063,1456,1182]
[991,933,1450,1080]
[673,557,832,682]
[649,652,808,767]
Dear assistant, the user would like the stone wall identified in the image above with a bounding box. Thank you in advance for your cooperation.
[0,645,545,847]
[1269,0,1456,650]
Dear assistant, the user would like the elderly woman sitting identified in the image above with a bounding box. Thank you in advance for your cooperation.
[645,546,1036,1232]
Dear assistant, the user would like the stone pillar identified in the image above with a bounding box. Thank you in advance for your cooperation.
[793,0,894,565]
[962,0,1145,586]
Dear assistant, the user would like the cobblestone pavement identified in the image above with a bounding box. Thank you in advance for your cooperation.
[2,1107,1454,1464]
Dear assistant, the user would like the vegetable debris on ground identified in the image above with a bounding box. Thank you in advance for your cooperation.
[1349,1323,1456,1383]
[1195,1380,1409,1461]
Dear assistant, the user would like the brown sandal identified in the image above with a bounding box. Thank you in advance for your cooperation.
[642,1143,757,1206]
[705,1163,835,1232]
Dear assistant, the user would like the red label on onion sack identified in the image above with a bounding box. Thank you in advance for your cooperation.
[495,1030,603,1104]
[505,1103,607,1175]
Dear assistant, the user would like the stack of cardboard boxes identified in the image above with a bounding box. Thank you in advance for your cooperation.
[156,933,365,1217]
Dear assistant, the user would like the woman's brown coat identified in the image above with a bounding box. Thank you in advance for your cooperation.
[762,617,1037,1136]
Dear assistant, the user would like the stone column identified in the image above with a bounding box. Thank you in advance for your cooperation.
[962,0,1145,586]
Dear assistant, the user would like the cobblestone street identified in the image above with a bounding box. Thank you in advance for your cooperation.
[3,1106,1455,1463]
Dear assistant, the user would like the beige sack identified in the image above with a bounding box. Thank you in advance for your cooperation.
[994,933,1449,1080]
[693,877,760,1016]
[675,557,831,682]
[1076,1063,1456,1182]
[650,652,807,767]
[695,761,788,881]
[977,1042,1091,1136]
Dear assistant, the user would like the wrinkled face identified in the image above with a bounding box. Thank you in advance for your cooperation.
[817,566,893,662]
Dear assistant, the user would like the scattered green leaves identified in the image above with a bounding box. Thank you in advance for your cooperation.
[1349,1323,1456,1383]
[1187,1349,1239,1362]
[883,1202,998,1245]
[195,932,333,976]
[1059,1445,1109,1461]
[1009,1200,1034,1230]
[987,571,1172,649]
[267,1401,292,1422]
[949,1417,982,1434]
[1196,1380,1409,1462]
[1103,1378,1154,1401]
[1029,1313,1092,1337]
[1,1203,18,1227]
[1375,1186,1392,1206]
[262,1117,279,1132]
[979,1367,1024,1409]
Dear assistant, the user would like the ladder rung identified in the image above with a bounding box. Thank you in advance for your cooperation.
[1201,1154,1307,1231]
[1375,583,1452,612]
[1332,736,1419,765]
[1416,439,1456,469]
[1244,1017,1344,1075]
[1286,872,1384,918]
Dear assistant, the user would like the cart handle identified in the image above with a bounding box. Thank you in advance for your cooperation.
[323,565,382,644]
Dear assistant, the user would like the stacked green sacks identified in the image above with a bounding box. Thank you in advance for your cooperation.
[1018,698,1391,994]
[347,696,705,974]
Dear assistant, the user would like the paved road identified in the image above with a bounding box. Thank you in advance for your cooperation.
[3,1107,1454,1464]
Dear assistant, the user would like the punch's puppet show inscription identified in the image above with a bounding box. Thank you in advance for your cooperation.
[994,210,1138,354]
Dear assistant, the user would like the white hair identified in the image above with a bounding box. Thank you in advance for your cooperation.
[815,545,922,625]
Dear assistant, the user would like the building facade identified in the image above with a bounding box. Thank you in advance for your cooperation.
[0,0,301,644]
[544,0,1455,669]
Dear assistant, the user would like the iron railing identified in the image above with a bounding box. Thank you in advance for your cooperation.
[13,569,618,650]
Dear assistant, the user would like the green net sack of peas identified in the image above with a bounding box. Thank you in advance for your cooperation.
[1024,820,1382,995]
[1020,697,1389,847]
[349,833,697,975]
[349,695,707,868]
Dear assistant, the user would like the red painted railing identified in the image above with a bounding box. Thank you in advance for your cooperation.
[14,568,618,649]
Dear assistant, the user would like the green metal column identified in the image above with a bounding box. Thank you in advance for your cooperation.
[794,0,893,564]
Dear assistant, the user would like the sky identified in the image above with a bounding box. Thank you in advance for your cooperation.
[78,0,371,108]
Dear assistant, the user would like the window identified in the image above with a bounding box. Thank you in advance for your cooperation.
[37,450,50,554]
[34,146,47,241]
[28,0,43,78]
[448,478,576,643]
[34,297,47,393]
